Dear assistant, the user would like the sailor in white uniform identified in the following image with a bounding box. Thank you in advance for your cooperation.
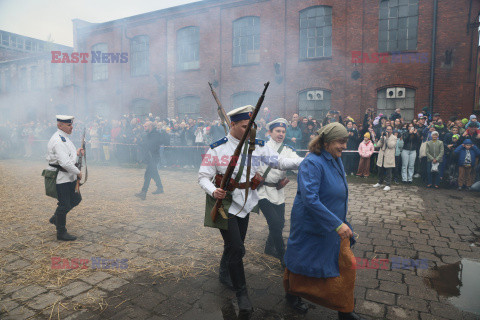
[198,106,303,314]
[46,115,83,241]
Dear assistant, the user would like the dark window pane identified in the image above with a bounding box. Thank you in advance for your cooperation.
[389,0,399,7]
[379,19,388,30]
[399,0,408,5]
[389,30,398,41]
[380,7,389,19]
[324,27,332,37]
[379,41,388,52]
[324,44,331,56]
[407,27,417,39]
[388,19,398,30]
[398,17,407,28]
[389,7,398,18]
[399,5,409,17]
[379,31,388,41]
[398,28,407,40]
[408,4,418,16]
[407,38,417,50]
[397,40,407,51]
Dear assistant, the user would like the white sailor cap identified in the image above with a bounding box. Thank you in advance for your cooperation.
[227,105,254,122]
[267,118,289,131]
[56,115,74,123]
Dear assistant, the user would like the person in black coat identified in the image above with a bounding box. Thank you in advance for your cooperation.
[135,121,166,200]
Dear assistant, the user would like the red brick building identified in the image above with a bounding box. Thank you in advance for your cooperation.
[0,30,73,121]
[2,0,480,123]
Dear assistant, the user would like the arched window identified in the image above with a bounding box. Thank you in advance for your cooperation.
[177,27,199,70]
[377,87,415,121]
[91,43,108,81]
[131,35,149,76]
[233,17,260,66]
[299,6,332,59]
[177,95,200,119]
[379,0,418,52]
[298,89,331,120]
[231,91,259,109]
[131,99,152,118]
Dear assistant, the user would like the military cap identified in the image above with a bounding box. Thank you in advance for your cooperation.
[227,105,254,122]
[56,115,74,123]
[267,118,288,131]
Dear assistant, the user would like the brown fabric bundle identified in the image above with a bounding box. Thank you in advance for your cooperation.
[283,238,356,313]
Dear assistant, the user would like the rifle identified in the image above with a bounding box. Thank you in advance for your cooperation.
[210,81,270,222]
[208,82,231,135]
[75,128,88,193]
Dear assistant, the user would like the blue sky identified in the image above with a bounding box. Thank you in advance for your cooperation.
[0,0,200,46]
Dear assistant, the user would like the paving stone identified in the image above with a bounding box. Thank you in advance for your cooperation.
[408,285,438,301]
[96,276,129,291]
[0,298,19,313]
[429,301,464,320]
[27,292,64,310]
[386,306,419,320]
[60,281,92,297]
[153,298,191,318]
[365,289,395,305]
[11,284,47,301]
[434,247,459,257]
[396,295,428,312]
[379,280,408,295]
[355,300,386,319]
[80,271,112,285]
[378,270,402,282]
[3,259,31,271]
[71,288,107,304]
[2,306,36,320]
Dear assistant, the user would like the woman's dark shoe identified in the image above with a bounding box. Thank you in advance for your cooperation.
[49,215,56,226]
[285,293,309,314]
[338,311,367,320]
[152,188,164,194]
[236,287,253,314]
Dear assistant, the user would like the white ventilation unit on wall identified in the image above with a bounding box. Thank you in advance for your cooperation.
[396,87,406,98]
[386,88,396,99]
[307,90,324,100]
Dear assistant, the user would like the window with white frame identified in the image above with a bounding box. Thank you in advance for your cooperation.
[233,17,260,66]
[177,27,199,70]
[131,35,149,76]
[379,0,418,52]
[299,6,332,59]
[177,96,200,119]
[91,43,108,81]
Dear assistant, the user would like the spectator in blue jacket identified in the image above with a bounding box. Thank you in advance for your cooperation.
[454,139,480,190]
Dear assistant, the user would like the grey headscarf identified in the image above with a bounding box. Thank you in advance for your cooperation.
[316,122,349,143]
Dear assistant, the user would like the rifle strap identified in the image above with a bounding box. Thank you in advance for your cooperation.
[262,142,285,180]
[231,124,257,217]
[219,140,248,220]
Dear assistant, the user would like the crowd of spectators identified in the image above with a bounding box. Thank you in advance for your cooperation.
[0,107,479,191]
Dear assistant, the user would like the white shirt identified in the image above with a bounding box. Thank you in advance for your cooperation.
[198,133,303,218]
[257,139,302,205]
[46,129,80,184]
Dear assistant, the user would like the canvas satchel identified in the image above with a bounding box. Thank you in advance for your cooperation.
[41,169,58,199]
[283,238,356,313]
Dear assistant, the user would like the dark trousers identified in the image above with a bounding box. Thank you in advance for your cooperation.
[258,199,285,260]
[220,214,250,290]
[378,166,393,186]
[142,158,163,192]
[54,181,82,232]
[427,162,441,186]
[394,156,402,182]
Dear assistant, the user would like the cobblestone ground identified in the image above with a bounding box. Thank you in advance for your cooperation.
[1,159,479,320]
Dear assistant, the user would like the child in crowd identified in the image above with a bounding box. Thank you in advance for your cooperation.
[454,139,480,190]
[357,132,375,177]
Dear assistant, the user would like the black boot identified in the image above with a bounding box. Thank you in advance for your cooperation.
[56,214,77,241]
[152,187,164,194]
[264,234,278,258]
[286,293,309,314]
[135,190,147,200]
[229,261,253,314]
[338,311,367,320]
[219,253,233,289]
[49,215,56,226]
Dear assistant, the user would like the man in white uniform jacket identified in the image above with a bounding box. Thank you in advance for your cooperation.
[46,115,83,241]
[198,106,303,314]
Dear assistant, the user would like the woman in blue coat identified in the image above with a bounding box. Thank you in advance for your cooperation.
[284,122,365,320]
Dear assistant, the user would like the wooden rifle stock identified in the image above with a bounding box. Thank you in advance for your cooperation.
[209,82,231,135]
[75,128,86,193]
[210,81,270,222]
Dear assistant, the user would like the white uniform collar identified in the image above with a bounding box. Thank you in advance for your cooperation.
[57,129,71,137]
[227,133,240,144]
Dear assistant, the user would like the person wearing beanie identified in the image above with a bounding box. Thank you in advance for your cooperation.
[454,139,480,190]
[425,131,444,188]
[356,132,374,177]
[465,114,479,129]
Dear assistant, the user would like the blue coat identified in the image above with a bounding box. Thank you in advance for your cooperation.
[285,151,354,278]
[454,144,480,166]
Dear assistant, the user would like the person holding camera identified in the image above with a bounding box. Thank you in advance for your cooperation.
[373,125,397,191]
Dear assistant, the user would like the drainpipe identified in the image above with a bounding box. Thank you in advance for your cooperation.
[428,0,438,116]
